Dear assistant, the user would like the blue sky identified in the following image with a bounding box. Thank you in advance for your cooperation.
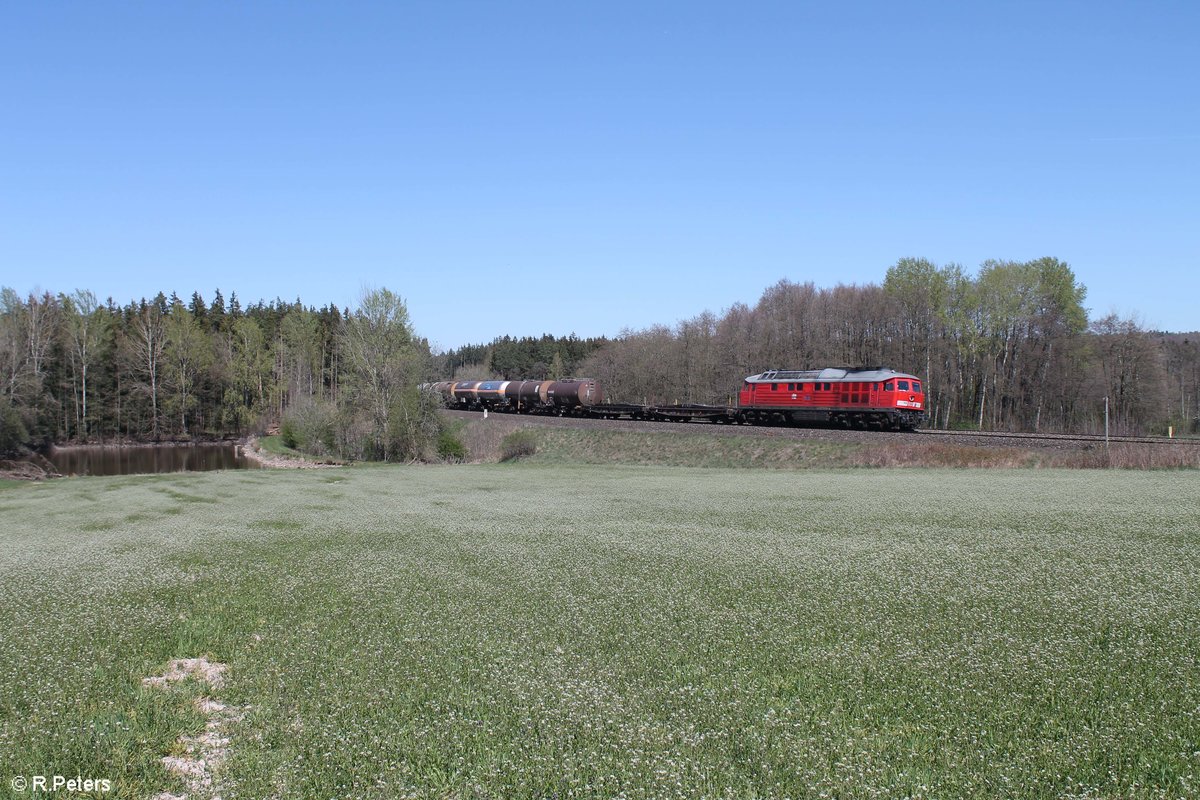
[2,2,1197,349]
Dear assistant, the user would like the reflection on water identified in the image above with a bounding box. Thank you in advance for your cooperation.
[47,443,259,476]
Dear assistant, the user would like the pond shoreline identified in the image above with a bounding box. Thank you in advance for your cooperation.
[240,436,342,470]
[48,435,245,449]
[1,436,344,480]
[0,452,62,481]
[2,440,262,480]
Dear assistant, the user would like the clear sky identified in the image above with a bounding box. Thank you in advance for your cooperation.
[2,2,1197,349]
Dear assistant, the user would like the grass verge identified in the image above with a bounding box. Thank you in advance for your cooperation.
[252,434,346,466]
[531,426,857,468]
[448,412,1200,469]
[257,434,305,458]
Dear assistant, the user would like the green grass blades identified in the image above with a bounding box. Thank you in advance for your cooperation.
[1,467,1198,798]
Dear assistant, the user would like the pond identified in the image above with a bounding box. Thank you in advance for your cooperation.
[47,443,260,477]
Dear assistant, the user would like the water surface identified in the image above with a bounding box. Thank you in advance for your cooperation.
[47,443,259,476]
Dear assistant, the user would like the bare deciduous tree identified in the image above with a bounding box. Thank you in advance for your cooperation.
[61,289,109,438]
[127,301,167,436]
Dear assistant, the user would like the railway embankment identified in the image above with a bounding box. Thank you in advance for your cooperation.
[442,409,1200,469]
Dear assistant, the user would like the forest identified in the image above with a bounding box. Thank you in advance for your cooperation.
[0,287,441,460]
[447,258,1198,437]
[1,257,1197,458]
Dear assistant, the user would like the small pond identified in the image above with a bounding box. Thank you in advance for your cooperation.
[47,443,260,476]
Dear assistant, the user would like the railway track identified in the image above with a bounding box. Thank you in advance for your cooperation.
[917,428,1200,447]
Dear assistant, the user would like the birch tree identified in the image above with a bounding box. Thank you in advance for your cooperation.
[339,288,436,460]
[61,289,109,437]
[164,299,210,434]
[128,301,167,436]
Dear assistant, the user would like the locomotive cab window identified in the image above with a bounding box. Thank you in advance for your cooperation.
[884,382,894,392]
[913,381,922,392]
[772,383,778,391]
[898,380,910,391]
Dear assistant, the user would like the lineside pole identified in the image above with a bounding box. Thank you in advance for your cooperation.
[1104,396,1109,452]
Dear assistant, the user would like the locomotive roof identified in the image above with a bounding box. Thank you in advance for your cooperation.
[745,367,919,383]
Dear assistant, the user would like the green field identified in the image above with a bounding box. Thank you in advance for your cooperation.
[1,465,1198,799]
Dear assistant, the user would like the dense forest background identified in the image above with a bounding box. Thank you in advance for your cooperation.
[443,257,1197,436]
[0,287,442,460]
[2,257,1197,457]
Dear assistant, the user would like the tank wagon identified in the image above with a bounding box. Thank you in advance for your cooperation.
[420,378,605,415]
[423,367,927,430]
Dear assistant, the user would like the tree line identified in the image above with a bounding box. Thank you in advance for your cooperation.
[572,257,1197,436]
[0,287,442,459]
[433,334,609,383]
[3,259,1195,455]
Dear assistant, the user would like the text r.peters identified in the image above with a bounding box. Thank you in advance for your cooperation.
[22,775,113,792]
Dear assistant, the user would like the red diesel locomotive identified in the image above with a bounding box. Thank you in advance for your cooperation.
[737,367,926,430]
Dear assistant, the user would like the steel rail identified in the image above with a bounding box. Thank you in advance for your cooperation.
[916,428,1200,446]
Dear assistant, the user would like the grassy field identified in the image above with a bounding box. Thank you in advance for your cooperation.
[1,464,1198,799]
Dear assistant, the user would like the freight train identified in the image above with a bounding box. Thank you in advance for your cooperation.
[421,367,927,430]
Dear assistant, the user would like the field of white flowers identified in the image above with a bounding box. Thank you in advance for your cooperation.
[1,465,1198,799]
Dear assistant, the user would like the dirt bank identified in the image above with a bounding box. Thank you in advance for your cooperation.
[0,453,61,481]
[241,436,342,469]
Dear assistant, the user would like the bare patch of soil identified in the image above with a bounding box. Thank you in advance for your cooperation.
[145,658,247,800]
[142,658,227,690]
